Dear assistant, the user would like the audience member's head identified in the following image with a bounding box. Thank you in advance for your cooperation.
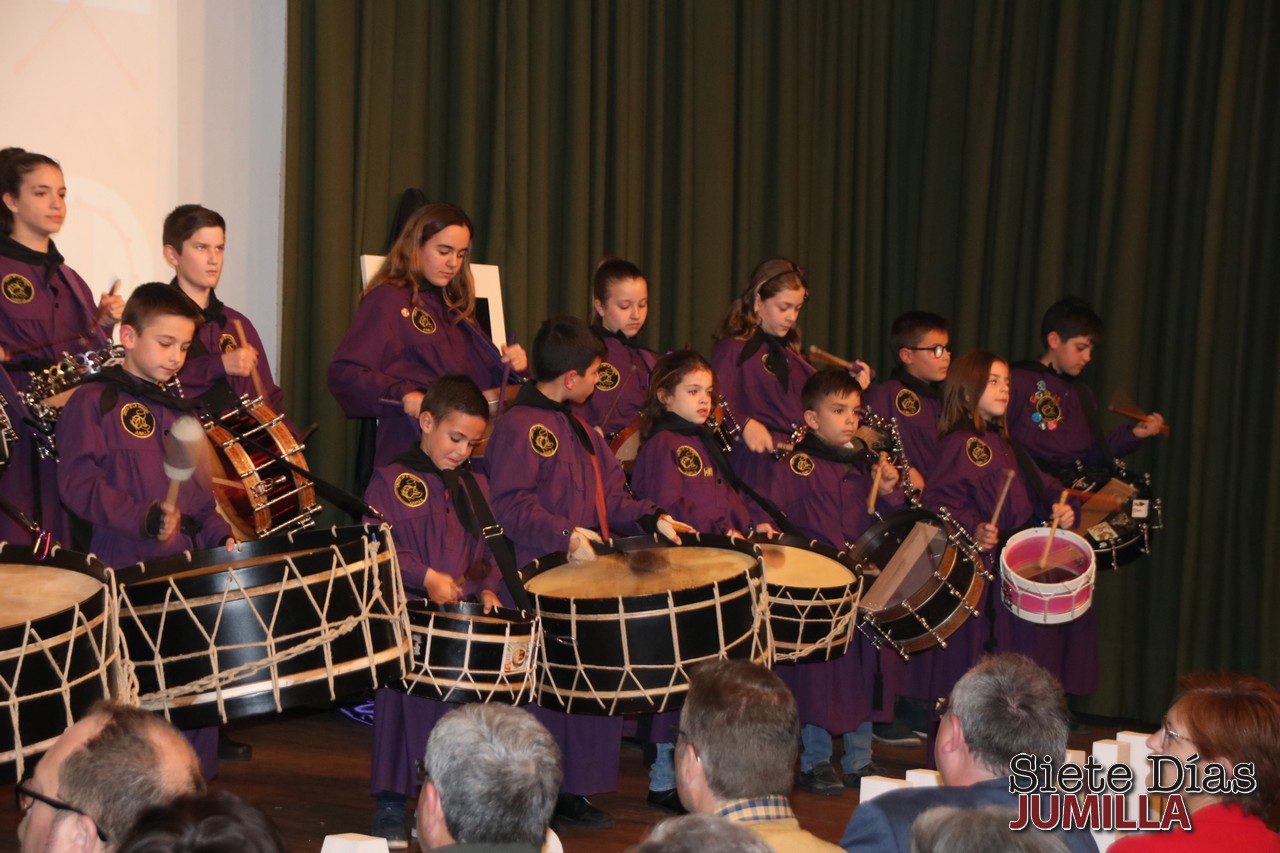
[935,654,1069,787]
[416,704,561,851]
[1146,672,1280,828]
[633,813,774,852]
[115,793,284,853]
[674,659,800,814]
[909,805,1069,853]
[17,703,205,853]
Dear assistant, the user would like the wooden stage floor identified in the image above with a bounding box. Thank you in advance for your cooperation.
[0,707,1123,851]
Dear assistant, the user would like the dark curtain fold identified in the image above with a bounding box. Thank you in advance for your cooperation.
[283,0,1280,720]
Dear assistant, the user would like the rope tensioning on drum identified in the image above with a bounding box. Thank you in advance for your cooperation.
[405,613,537,702]
[767,577,862,663]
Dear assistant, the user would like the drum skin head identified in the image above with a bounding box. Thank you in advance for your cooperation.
[0,565,103,626]
[525,546,756,598]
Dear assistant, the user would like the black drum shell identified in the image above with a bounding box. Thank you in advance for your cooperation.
[0,547,112,784]
[749,534,862,664]
[1068,468,1157,568]
[519,534,765,715]
[400,600,536,705]
[113,525,407,729]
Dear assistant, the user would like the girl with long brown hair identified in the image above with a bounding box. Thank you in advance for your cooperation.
[327,202,527,466]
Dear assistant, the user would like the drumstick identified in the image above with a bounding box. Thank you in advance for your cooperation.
[1108,403,1170,435]
[1023,545,1088,580]
[232,318,268,401]
[162,415,205,507]
[806,345,855,371]
[867,452,886,514]
[990,469,1016,527]
[213,476,248,491]
[1038,490,1071,570]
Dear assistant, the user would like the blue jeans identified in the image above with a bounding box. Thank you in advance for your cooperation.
[649,742,676,791]
[800,721,872,774]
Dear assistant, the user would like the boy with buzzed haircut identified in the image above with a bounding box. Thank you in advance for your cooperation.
[862,310,951,481]
[765,369,904,796]
[363,374,505,848]
[486,314,692,831]
[1009,297,1164,481]
[161,204,287,423]
[55,282,235,780]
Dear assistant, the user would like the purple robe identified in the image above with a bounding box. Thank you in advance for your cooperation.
[54,377,233,569]
[762,440,905,734]
[0,240,110,544]
[1009,362,1142,478]
[577,331,657,438]
[327,285,507,467]
[362,455,500,797]
[862,367,945,479]
[629,429,765,535]
[923,427,1097,697]
[486,387,662,795]
[710,336,816,487]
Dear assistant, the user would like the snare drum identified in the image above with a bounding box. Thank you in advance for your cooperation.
[1000,527,1096,624]
[750,535,862,664]
[1069,466,1161,568]
[608,423,641,469]
[113,525,410,728]
[1,547,117,783]
[519,534,768,715]
[402,600,537,704]
[853,508,987,657]
[206,396,320,539]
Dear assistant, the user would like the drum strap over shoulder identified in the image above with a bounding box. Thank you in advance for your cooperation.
[456,470,533,612]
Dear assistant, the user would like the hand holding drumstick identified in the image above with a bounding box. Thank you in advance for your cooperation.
[975,469,1016,552]
[866,453,898,514]
[1038,490,1073,570]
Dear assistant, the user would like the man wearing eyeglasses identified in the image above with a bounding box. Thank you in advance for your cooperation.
[17,703,205,852]
[838,654,1098,853]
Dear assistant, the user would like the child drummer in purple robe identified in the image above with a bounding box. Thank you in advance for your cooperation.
[327,203,527,467]
[763,369,904,795]
[627,349,785,811]
[0,148,123,546]
[55,283,235,780]
[863,311,952,482]
[577,257,658,443]
[924,351,1093,698]
[1009,297,1165,481]
[161,204,289,427]
[361,374,504,847]
[710,258,871,489]
[486,315,692,831]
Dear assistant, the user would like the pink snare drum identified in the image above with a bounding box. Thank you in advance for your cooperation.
[999,527,1096,624]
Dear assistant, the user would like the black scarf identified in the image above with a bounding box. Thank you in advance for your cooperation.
[1012,359,1109,471]
[87,365,200,416]
[392,445,482,536]
[648,412,801,535]
[738,330,793,390]
[512,383,596,454]
[796,430,878,470]
[889,364,942,400]
[593,324,647,350]
[0,233,65,284]
[168,277,228,328]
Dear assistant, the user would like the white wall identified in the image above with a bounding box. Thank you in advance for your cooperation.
[0,0,288,368]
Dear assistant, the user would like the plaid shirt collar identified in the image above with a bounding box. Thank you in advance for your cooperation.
[714,795,797,824]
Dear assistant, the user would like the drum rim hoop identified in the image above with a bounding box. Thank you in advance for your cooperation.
[518,532,763,590]
[853,507,964,617]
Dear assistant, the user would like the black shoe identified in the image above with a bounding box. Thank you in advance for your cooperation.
[796,762,845,796]
[872,721,923,746]
[647,788,687,815]
[217,734,252,761]
[553,794,614,830]
[371,803,408,849]
[843,761,892,786]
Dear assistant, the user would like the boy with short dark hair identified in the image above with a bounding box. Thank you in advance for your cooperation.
[765,369,903,796]
[363,373,506,848]
[1009,297,1164,480]
[863,311,951,480]
[486,314,691,830]
[161,204,286,421]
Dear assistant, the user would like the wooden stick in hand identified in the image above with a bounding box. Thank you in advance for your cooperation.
[232,318,267,400]
[1108,403,1170,435]
[867,452,886,515]
[990,469,1016,527]
[1038,489,1070,570]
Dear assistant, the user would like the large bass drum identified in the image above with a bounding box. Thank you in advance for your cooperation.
[750,534,862,664]
[852,507,988,657]
[112,525,409,728]
[401,600,538,705]
[519,534,768,715]
[1,547,117,783]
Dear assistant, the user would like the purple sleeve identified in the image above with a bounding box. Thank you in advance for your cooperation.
[178,328,230,396]
[923,438,984,534]
[55,393,152,537]
[629,436,705,527]
[486,421,577,557]
[710,340,748,421]
[327,289,416,418]
[193,497,234,549]
[363,471,430,589]
[1106,423,1143,459]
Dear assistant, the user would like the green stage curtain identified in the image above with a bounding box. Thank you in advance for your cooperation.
[283,0,1279,721]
